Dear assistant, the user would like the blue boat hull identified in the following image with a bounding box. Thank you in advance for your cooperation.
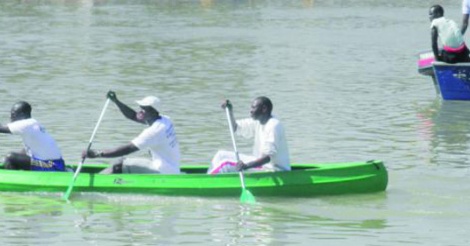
[433,62,470,100]
[417,50,470,100]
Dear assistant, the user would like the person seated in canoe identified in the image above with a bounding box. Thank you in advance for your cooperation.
[430,4,470,63]
[83,91,181,174]
[0,101,66,171]
[207,97,290,174]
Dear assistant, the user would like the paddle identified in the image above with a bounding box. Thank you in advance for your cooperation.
[224,102,256,204]
[63,98,111,201]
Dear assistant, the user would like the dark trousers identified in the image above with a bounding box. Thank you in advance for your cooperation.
[439,46,470,64]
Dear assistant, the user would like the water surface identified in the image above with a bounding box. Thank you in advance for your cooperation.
[1,0,470,245]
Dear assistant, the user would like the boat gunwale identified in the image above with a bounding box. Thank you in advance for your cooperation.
[0,160,386,178]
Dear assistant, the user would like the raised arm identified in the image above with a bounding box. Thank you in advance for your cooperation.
[107,91,143,124]
[222,100,237,132]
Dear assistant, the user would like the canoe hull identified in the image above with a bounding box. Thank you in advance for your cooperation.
[0,160,388,197]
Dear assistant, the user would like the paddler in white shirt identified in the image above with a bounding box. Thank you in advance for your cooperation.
[0,101,65,171]
[207,96,291,174]
[83,91,181,174]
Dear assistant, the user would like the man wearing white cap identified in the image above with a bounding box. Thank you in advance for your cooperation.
[83,91,181,174]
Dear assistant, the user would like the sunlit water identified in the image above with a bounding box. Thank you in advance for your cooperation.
[1,0,470,245]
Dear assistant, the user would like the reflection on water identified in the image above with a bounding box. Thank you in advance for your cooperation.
[2,193,64,217]
[0,193,389,244]
[417,100,470,167]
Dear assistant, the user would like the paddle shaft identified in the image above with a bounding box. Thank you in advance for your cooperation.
[225,106,247,190]
[73,98,110,178]
[63,98,110,200]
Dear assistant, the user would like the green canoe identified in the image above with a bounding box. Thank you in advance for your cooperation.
[0,160,387,197]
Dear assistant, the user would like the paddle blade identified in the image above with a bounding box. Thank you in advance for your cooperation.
[240,188,256,204]
[62,183,74,201]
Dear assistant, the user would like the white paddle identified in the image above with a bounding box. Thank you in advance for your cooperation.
[224,102,256,204]
[63,98,110,201]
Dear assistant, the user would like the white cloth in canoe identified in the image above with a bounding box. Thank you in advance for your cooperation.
[207,150,266,174]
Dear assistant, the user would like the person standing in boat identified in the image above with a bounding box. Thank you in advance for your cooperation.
[0,101,66,171]
[83,91,181,174]
[430,4,470,64]
[207,97,290,174]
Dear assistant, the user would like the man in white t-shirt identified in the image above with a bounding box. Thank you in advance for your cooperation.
[0,101,65,171]
[430,4,470,63]
[207,96,290,174]
[84,91,181,174]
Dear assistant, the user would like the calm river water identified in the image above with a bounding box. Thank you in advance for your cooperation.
[1,0,470,245]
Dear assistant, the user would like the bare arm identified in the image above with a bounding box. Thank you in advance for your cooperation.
[107,91,144,124]
[431,27,440,61]
[85,143,139,159]
[462,14,469,35]
[114,99,140,123]
[241,155,271,170]
[0,125,11,134]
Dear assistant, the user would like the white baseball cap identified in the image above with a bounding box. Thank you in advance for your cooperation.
[136,96,161,112]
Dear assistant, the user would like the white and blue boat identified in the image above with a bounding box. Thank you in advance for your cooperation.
[418,51,470,100]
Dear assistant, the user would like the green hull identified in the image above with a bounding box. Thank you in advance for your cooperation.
[0,160,387,197]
